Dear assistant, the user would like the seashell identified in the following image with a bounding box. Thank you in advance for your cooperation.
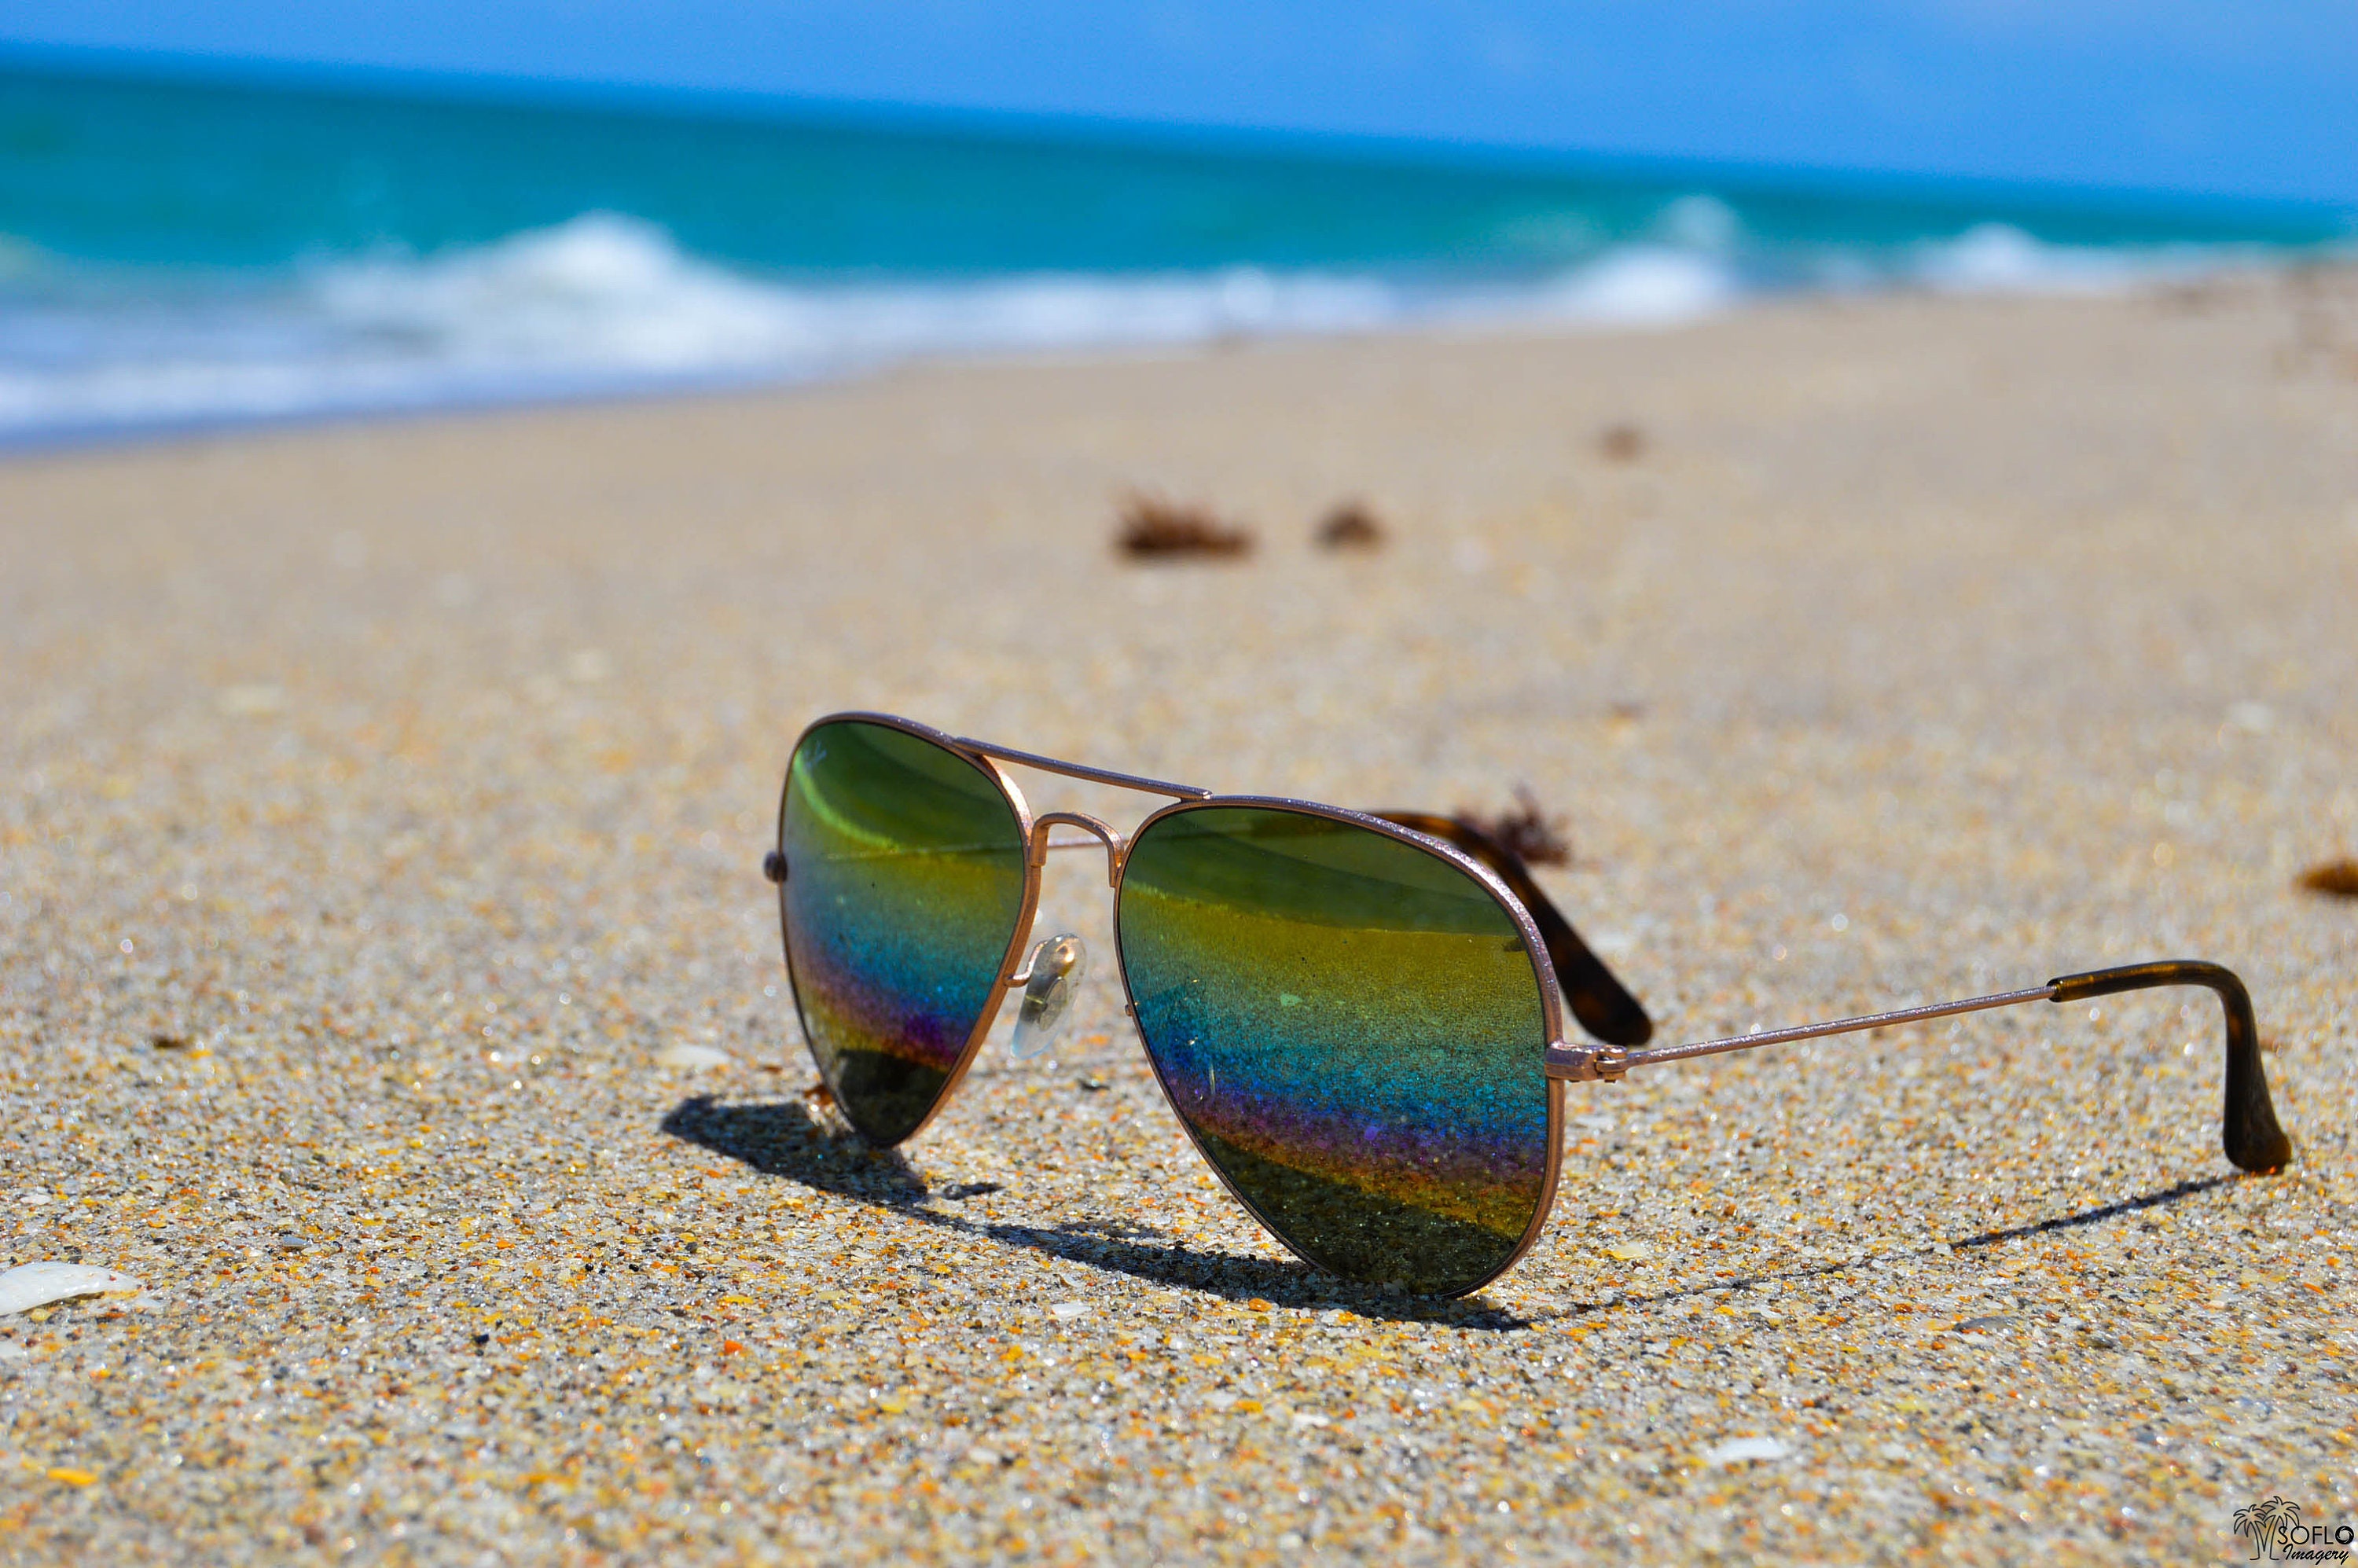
[1702,1436,1789,1466]
[215,684,287,717]
[0,1262,144,1316]
[659,1044,732,1070]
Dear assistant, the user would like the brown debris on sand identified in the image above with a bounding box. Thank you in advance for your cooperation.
[1116,494,1254,560]
[1314,499,1386,551]
[1599,422,1647,461]
[2297,858,2358,898]
[1463,785,1572,867]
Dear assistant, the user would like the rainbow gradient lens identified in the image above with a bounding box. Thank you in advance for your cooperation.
[779,719,1027,1144]
[1116,805,1555,1295]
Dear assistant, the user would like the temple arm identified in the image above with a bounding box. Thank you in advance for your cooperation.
[1374,810,1654,1047]
[1544,959,2291,1173]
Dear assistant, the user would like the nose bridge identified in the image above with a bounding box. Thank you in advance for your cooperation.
[1029,811,1126,888]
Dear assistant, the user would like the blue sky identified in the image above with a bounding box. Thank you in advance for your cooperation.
[4,1,2353,204]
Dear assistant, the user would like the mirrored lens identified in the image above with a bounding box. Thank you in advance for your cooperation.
[1117,806,1554,1295]
[780,719,1028,1144]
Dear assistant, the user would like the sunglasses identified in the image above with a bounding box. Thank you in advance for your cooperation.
[763,712,2292,1298]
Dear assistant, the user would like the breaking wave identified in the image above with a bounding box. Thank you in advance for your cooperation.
[0,211,2300,443]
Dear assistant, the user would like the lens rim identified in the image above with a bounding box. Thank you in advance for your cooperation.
[1110,795,1567,1298]
[774,711,1044,1145]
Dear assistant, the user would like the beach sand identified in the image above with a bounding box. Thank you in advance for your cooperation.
[2,277,2355,1562]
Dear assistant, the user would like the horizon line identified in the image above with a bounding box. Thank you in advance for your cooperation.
[3,38,2351,229]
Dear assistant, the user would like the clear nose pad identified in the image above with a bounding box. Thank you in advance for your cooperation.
[1008,934,1089,1059]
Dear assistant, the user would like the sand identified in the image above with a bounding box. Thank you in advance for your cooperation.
[2,274,2355,1563]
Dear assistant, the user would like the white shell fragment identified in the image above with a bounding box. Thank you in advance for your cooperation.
[657,1044,733,1070]
[215,683,288,717]
[0,1262,145,1316]
[1702,1436,1790,1466]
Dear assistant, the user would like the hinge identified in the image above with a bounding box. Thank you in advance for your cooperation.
[1544,1041,1629,1082]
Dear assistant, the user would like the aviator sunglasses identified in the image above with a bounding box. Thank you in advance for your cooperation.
[763,713,2293,1298]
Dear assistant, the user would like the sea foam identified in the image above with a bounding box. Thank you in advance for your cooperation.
[0,210,2301,443]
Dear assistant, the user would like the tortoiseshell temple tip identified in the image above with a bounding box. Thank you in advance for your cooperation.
[1372,811,1653,1047]
[2046,960,2293,1174]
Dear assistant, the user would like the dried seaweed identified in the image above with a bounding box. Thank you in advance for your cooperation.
[1599,422,1647,461]
[2297,858,2358,898]
[1116,494,1254,560]
[1462,786,1572,867]
[1315,500,1385,551]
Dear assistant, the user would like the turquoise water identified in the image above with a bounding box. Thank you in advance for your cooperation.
[2,56,2349,442]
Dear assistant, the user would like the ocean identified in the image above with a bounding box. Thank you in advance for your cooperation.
[2,56,2349,446]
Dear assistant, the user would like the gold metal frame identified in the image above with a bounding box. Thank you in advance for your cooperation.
[770,711,2293,1299]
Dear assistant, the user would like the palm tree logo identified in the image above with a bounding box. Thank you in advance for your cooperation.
[2233,1497,2297,1560]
